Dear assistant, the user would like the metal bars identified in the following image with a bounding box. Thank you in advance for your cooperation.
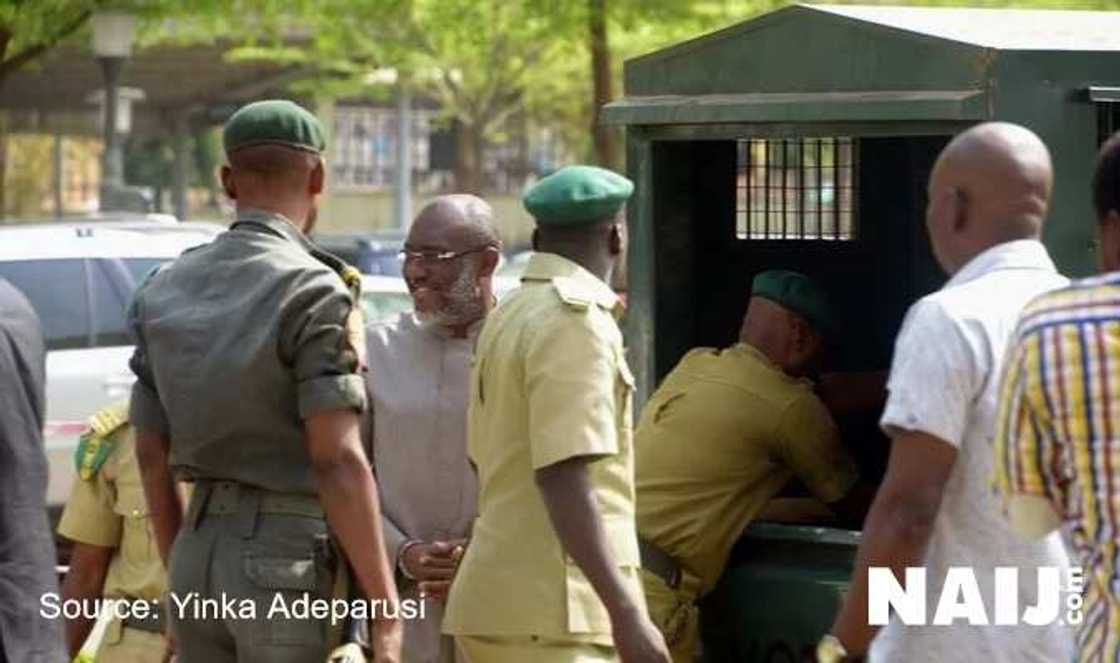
[1099,103,1120,147]
[735,137,857,240]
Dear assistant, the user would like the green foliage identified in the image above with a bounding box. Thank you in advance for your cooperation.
[0,0,92,77]
[123,133,172,189]
[0,0,243,81]
[11,0,1120,183]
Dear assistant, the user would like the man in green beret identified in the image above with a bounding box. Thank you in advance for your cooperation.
[442,165,670,662]
[633,270,867,662]
[128,99,402,663]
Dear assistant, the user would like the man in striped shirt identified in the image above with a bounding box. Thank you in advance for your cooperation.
[994,132,1120,661]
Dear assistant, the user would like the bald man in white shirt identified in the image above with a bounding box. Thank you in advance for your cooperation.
[822,123,1073,663]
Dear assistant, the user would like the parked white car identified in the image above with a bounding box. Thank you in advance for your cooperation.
[0,222,221,517]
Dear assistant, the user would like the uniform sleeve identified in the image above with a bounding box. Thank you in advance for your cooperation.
[57,462,121,548]
[279,271,367,419]
[774,391,859,503]
[127,286,169,436]
[526,310,619,469]
[880,298,981,448]
[993,329,1064,509]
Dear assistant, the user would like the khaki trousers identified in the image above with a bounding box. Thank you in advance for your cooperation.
[639,568,702,663]
[455,635,617,662]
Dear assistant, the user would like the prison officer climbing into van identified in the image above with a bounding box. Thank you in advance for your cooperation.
[633,270,868,662]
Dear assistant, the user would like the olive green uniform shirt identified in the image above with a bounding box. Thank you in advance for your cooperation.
[127,209,366,494]
[635,343,858,592]
[443,253,643,645]
[58,405,165,603]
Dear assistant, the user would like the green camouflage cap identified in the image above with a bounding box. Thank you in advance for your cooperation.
[523,165,634,226]
[752,270,834,335]
[223,99,326,156]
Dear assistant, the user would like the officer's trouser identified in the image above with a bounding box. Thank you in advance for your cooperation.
[97,619,165,663]
[455,635,617,662]
[640,568,703,663]
[168,480,337,663]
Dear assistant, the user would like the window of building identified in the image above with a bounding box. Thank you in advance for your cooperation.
[330,106,435,190]
[735,137,858,240]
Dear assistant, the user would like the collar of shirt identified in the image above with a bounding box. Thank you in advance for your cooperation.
[946,239,1057,289]
[730,341,813,388]
[233,207,315,253]
[521,252,622,317]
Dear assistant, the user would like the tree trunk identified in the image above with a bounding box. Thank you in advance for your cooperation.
[0,115,7,220]
[453,120,485,194]
[589,0,620,170]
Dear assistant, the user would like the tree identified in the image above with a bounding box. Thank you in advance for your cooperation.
[0,1,91,82]
[0,0,255,84]
[290,0,581,193]
[286,0,757,189]
[588,0,617,169]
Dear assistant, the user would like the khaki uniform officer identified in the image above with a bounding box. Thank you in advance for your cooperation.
[59,402,167,662]
[128,100,401,663]
[443,166,669,663]
[635,271,861,662]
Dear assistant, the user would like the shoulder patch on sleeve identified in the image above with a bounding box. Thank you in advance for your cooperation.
[75,402,129,480]
[551,277,592,311]
[309,246,363,300]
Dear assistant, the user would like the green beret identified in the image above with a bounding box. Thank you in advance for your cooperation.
[752,270,834,335]
[524,165,634,226]
[223,99,326,156]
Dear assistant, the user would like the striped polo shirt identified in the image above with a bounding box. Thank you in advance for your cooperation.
[994,272,1120,661]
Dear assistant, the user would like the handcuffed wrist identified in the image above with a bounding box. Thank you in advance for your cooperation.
[397,539,423,580]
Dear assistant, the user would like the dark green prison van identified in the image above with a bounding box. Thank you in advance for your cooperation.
[605,4,1120,660]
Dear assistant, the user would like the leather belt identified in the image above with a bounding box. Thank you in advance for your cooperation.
[122,602,163,634]
[189,480,324,533]
[638,537,682,590]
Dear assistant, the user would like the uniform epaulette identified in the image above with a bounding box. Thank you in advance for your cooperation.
[552,277,593,311]
[309,247,362,300]
[309,246,367,368]
[74,402,129,480]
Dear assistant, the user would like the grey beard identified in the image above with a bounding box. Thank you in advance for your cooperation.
[416,264,485,328]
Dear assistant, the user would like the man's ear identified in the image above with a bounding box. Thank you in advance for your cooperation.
[478,248,500,278]
[949,186,968,233]
[608,223,623,256]
[220,165,236,200]
[1099,210,1120,273]
[309,158,325,195]
[790,314,809,354]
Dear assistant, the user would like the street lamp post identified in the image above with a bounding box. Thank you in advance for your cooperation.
[91,11,135,211]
